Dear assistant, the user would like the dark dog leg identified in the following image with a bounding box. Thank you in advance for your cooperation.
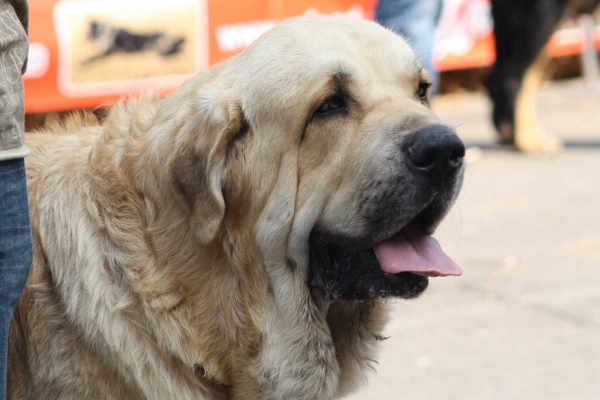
[83,46,115,65]
[158,38,186,57]
[487,0,568,152]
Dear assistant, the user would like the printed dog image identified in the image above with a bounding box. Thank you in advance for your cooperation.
[53,0,201,92]
[9,16,464,400]
[83,21,186,65]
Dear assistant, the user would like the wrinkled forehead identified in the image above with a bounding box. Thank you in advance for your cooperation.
[232,17,425,106]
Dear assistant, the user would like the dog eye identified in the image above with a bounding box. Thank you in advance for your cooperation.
[418,81,431,101]
[317,95,346,114]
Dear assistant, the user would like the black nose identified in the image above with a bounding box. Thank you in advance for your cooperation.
[405,125,465,176]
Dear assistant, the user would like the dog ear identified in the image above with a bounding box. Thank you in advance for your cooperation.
[170,79,244,245]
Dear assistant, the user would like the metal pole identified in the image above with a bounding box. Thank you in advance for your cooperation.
[579,14,600,89]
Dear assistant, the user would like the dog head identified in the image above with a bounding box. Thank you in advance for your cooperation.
[167,16,464,301]
[88,21,112,41]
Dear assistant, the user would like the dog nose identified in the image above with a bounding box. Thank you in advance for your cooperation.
[405,125,465,176]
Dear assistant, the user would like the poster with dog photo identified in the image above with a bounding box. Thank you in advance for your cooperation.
[53,0,207,97]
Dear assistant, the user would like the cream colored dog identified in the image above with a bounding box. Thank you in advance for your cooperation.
[9,16,465,399]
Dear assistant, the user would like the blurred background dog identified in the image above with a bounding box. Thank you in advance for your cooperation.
[487,0,600,153]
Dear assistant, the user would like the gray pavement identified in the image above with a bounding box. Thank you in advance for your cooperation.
[347,79,600,400]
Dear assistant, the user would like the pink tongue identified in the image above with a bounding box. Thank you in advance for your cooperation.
[373,227,462,277]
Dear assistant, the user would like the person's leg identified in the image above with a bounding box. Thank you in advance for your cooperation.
[0,158,32,398]
[376,0,443,94]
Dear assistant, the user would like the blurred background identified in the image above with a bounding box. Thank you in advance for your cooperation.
[23,0,600,398]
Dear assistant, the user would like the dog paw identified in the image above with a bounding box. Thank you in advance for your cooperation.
[515,129,564,154]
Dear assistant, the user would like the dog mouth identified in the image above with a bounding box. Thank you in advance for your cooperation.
[372,215,462,278]
[309,202,462,301]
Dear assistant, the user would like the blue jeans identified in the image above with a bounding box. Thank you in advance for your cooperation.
[0,158,32,398]
[375,0,443,95]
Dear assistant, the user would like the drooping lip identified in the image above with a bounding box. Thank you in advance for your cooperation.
[308,238,430,301]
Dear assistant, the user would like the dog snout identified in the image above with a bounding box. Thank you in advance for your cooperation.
[405,125,465,178]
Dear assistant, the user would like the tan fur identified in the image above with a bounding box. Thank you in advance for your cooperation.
[9,16,448,399]
[513,51,564,154]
